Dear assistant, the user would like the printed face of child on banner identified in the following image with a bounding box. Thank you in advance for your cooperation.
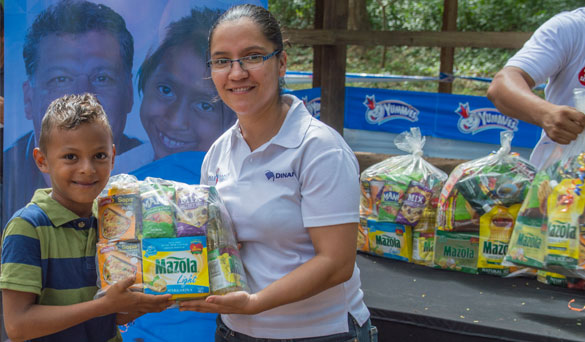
[3,0,267,224]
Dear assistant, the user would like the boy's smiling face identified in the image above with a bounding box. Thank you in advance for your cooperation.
[33,123,115,217]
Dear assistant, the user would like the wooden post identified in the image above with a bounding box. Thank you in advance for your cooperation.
[319,0,348,135]
[438,0,457,93]
[312,0,324,88]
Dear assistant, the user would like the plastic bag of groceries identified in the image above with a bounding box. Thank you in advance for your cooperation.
[434,131,536,275]
[95,174,249,299]
[505,88,585,280]
[359,127,448,265]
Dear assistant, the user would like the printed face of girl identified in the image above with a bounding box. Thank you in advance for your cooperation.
[209,18,286,118]
[140,45,225,160]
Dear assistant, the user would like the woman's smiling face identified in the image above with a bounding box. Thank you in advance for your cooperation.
[209,18,286,118]
[140,45,225,160]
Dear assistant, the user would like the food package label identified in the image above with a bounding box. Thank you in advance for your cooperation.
[98,194,139,241]
[142,236,209,299]
[208,245,248,295]
[396,181,432,226]
[506,216,546,269]
[545,179,584,268]
[433,230,478,274]
[378,178,409,222]
[412,231,434,266]
[477,205,518,277]
[360,179,373,217]
[141,186,176,238]
[357,217,370,252]
[536,270,567,287]
[367,219,412,262]
[175,186,209,237]
[97,241,142,291]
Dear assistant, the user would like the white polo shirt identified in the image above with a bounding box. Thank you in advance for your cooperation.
[505,8,585,169]
[200,94,369,339]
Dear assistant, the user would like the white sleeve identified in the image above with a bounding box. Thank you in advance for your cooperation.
[505,12,575,86]
[300,148,360,227]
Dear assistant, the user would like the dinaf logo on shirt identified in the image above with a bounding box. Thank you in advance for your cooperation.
[265,170,297,182]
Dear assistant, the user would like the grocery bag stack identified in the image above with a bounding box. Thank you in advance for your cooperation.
[435,131,536,275]
[95,174,249,299]
[359,127,447,265]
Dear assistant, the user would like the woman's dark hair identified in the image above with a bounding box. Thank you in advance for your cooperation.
[208,4,283,55]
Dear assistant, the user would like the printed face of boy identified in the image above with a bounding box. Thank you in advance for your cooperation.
[140,45,224,160]
[33,123,115,217]
[23,31,133,149]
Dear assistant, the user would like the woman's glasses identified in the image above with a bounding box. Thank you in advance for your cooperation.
[207,50,281,73]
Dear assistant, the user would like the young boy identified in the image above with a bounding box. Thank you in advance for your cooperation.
[0,94,173,341]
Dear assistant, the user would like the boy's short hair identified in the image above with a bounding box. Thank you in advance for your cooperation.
[38,93,114,153]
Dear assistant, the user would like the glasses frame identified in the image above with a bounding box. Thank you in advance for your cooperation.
[207,49,282,73]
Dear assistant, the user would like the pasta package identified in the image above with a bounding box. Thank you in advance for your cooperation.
[97,241,142,291]
[98,183,140,242]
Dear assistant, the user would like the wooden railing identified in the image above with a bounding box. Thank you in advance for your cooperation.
[280,0,532,135]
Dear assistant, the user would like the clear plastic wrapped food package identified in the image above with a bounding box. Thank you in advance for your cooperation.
[95,174,249,299]
[506,152,585,279]
[435,131,536,276]
[359,128,448,263]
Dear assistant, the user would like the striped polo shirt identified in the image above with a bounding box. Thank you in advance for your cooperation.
[0,189,121,342]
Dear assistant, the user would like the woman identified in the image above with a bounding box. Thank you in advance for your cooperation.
[180,4,377,342]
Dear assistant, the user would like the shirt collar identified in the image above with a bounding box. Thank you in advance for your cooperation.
[229,94,313,150]
[31,188,96,229]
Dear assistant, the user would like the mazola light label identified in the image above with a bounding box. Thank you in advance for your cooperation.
[455,102,518,134]
[302,96,321,119]
[364,95,419,125]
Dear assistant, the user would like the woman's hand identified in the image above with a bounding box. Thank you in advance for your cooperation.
[178,291,260,315]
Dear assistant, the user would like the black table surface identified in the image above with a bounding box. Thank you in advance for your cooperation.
[357,253,585,342]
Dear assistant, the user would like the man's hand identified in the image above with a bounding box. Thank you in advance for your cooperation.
[540,104,585,144]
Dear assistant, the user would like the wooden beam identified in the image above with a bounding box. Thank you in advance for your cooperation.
[439,0,457,93]
[312,0,324,88]
[283,29,532,49]
[319,0,348,135]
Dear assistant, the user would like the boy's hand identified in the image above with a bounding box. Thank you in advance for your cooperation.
[103,277,174,314]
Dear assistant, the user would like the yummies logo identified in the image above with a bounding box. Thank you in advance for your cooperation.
[455,102,518,134]
[302,96,321,119]
[364,95,419,125]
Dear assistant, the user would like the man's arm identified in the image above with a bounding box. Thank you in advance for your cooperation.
[487,66,585,145]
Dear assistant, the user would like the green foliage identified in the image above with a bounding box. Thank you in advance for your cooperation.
[271,0,584,95]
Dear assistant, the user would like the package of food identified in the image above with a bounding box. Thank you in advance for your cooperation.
[367,220,412,262]
[140,181,176,239]
[438,131,536,234]
[433,230,479,274]
[206,196,249,295]
[357,217,370,252]
[477,204,520,276]
[97,241,142,292]
[95,175,250,299]
[359,127,448,226]
[142,236,209,299]
[98,180,140,242]
[412,231,435,266]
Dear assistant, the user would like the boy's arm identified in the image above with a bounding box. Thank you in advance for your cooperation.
[3,277,173,341]
[3,289,113,341]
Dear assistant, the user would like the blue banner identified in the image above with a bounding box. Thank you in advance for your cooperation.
[290,87,542,149]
